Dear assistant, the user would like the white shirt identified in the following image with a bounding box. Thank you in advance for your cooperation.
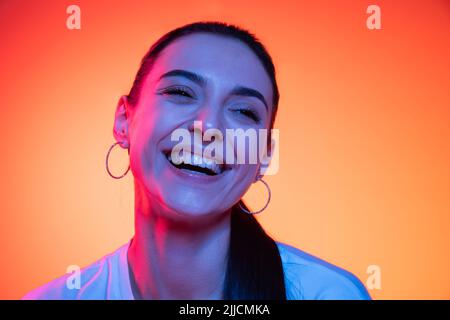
[22,240,371,300]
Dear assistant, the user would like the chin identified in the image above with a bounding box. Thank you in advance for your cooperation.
[160,190,228,219]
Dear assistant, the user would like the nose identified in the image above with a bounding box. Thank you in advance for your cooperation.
[187,101,230,163]
[188,103,224,133]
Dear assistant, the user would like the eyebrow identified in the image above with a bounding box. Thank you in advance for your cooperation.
[158,69,269,111]
[229,86,268,111]
[159,69,207,87]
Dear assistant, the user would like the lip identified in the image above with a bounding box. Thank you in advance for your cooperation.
[163,148,232,170]
[162,151,231,183]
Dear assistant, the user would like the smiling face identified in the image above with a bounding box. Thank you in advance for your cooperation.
[116,33,274,218]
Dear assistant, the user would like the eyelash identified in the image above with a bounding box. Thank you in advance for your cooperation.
[233,107,261,123]
[160,87,261,123]
[161,86,193,98]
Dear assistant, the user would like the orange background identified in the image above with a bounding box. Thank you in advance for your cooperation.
[1,0,449,299]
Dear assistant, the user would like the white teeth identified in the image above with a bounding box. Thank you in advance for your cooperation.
[168,152,224,175]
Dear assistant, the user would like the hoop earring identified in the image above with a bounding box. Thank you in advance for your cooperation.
[106,141,130,179]
[239,175,271,214]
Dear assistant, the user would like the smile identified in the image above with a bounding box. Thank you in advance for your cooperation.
[164,151,231,176]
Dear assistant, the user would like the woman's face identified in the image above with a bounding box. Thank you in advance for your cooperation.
[117,33,274,218]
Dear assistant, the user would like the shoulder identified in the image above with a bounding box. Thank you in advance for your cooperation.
[22,242,130,300]
[275,241,372,300]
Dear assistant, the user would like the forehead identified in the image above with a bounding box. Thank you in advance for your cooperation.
[148,33,273,106]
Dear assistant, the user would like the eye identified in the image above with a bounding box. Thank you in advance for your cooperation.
[232,107,261,123]
[161,86,194,98]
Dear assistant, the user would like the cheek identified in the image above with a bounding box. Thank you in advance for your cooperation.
[128,106,163,179]
[131,100,180,148]
[129,101,191,182]
[235,163,260,188]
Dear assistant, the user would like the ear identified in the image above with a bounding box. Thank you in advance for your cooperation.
[256,136,276,182]
[113,95,131,149]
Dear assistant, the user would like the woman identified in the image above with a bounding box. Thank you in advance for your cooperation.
[23,21,371,300]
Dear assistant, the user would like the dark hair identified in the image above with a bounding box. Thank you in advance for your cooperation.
[127,21,285,300]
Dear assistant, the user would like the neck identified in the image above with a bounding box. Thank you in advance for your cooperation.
[127,179,231,300]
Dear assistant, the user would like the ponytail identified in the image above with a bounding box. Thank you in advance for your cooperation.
[223,200,286,300]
